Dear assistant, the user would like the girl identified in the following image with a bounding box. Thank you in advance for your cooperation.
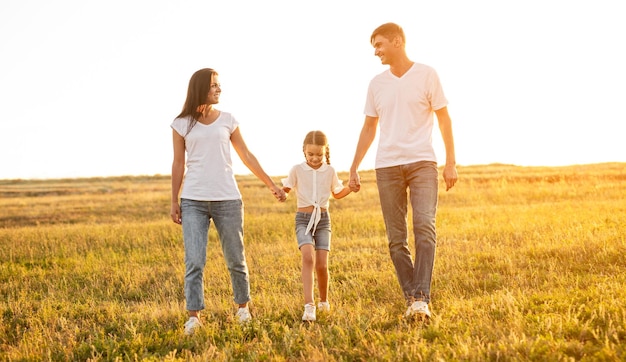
[170,68,286,335]
[282,130,352,322]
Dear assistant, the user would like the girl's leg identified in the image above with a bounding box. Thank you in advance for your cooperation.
[300,244,316,305]
[315,250,329,302]
[313,213,332,303]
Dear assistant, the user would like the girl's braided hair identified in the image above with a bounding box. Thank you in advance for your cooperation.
[303,130,331,165]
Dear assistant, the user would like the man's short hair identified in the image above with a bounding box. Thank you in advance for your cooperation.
[371,23,405,44]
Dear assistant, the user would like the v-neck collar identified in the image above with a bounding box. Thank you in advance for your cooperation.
[389,62,415,79]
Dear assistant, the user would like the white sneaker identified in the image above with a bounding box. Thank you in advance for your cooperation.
[183,316,202,335]
[317,301,331,313]
[405,300,431,320]
[236,306,252,323]
[302,303,316,322]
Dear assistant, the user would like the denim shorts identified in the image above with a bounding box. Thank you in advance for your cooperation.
[295,211,331,251]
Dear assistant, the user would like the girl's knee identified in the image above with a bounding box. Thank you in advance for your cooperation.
[301,251,315,266]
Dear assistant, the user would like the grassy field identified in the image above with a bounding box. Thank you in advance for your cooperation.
[1,163,625,361]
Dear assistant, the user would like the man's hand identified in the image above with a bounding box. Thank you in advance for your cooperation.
[443,164,458,191]
[349,170,361,192]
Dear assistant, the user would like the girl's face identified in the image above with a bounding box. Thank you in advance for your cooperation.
[206,74,221,105]
[304,144,325,169]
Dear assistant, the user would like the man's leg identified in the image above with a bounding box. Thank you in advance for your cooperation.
[376,166,414,303]
[406,161,439,303]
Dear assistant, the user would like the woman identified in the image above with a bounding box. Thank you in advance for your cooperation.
[170,68,286,335]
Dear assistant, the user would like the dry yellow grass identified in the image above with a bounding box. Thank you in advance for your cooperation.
[1,163,625,361]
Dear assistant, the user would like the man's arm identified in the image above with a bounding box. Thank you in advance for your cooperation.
[435,106,458,191]
[349,115,378,192]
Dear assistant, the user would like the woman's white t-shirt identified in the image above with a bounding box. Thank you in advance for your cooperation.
[171,112,242,201]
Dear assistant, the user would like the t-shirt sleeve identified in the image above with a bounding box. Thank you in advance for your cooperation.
[281,166,297,189]
[170,117,187,137]
[429,68,448,111]
[229,113,240,134]
[330,167,345,194]
[363,80,378,117]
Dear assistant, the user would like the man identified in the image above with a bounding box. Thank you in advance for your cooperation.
[349,23,458,320]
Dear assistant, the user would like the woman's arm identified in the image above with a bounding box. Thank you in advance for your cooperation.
[170,129,186,224]
[230,127,286,202]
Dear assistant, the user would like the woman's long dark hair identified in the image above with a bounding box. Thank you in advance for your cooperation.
[176,68,218,136]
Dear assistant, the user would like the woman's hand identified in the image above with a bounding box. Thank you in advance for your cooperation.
[170,201,182,224]
[271,186,287,202]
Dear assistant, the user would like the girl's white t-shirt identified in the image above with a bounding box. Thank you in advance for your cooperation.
[281,162,345,235]
[171,112,242,201]
[364,62,448,168]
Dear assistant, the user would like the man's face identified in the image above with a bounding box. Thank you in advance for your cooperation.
[371,34,396,65]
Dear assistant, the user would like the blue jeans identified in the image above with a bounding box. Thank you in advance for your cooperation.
[375,161,438,304]
[181,198,249,310]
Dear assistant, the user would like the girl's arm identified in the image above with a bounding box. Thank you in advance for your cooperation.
[332,186,351,199]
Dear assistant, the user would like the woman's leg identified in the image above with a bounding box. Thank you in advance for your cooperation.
[181,199,210,314]
[212,199,250,306]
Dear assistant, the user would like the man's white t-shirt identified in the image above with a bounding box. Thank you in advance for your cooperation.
[364,62,448,168]
[170,112,242,201]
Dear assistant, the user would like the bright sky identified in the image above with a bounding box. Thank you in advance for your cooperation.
[1,0,624,180]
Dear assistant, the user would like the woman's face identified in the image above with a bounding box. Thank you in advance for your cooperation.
[304,144,325,169]
[206,74,221,105]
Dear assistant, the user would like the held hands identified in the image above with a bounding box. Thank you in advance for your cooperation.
[348,170,361,193]
[443,164,458,191]
[271,185,287,202]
